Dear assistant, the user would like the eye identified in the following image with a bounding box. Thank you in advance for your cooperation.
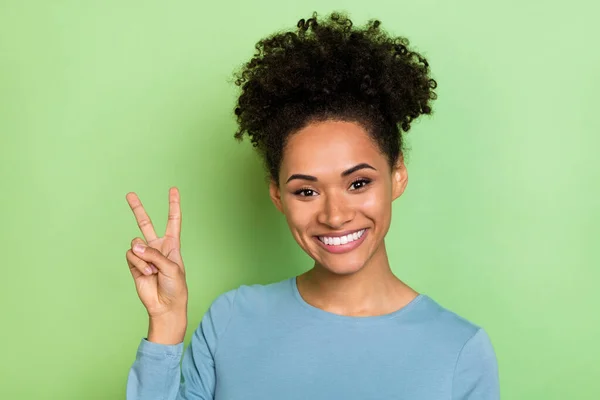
[294,188,318,197]
[350,178,372,191]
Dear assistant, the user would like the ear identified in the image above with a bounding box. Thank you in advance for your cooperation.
[391,155,408,201]
[269,179,284,213]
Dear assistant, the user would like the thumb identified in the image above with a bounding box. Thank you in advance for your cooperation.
[131,240,178,277]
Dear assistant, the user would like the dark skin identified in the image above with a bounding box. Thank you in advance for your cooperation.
[269,120,418,316]
[125,188,188,344]
[125,119,418,344]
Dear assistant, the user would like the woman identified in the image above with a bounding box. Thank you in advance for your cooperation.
[125,12,499,399]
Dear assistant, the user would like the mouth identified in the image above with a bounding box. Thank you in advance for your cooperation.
[314,228,368,254]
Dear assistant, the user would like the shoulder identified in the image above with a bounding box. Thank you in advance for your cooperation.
[193,278,291,345]
[423,295,497,359]
[417,295,499,397]
[415,295,481,335]
[413,295,499,397]
[412,295,496,356]
[206,277,292,319]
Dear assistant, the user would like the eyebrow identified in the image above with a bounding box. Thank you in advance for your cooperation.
[285,163,377,184]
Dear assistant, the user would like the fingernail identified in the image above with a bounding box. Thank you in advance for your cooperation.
[134,244,145,253]
[144,266,152,275]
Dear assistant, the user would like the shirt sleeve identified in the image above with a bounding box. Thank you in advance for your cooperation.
[126,289,237,400]
[452,328,500,400]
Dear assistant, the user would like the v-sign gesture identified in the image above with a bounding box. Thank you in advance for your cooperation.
[125,187,188,342]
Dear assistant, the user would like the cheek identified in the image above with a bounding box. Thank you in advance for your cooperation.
[357,186,391,218]
[283,200,314,232]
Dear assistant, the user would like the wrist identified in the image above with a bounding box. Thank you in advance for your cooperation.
[147,312,187,345]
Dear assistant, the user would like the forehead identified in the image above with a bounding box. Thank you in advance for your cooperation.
[281,120,385,176]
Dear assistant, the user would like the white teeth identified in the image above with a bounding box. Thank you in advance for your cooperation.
[318,229,366,246]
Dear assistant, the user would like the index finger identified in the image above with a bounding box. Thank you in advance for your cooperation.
[165,187,181,240]
[126,192,158,243]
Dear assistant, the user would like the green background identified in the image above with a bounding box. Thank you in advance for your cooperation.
[1,0,598,398]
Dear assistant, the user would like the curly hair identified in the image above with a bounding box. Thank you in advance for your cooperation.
[233,11,437,183]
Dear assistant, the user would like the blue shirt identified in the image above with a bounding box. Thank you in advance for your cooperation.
[127,277,499,399]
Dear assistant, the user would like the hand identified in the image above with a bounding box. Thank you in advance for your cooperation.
[125,187,188,322]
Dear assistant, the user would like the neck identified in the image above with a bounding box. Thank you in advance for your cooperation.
[297,241,419,317]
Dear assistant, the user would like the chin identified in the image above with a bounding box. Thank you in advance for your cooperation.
[316,257,367,276]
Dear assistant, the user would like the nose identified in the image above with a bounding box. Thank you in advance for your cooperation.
[317,192,354,229]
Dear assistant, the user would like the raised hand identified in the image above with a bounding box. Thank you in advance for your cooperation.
[125,187,188,344]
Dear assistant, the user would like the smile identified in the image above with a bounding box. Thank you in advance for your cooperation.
[318,229,365,245]
[315,229,368,254]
